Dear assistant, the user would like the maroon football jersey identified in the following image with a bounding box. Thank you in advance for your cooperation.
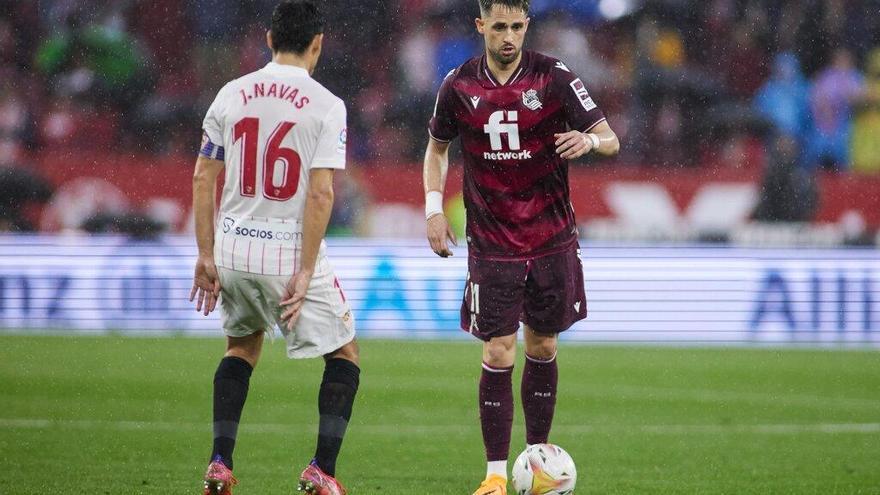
[429,50,606,260]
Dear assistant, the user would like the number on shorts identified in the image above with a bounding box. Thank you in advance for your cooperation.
[469,281,480,314]
[468,281,480,332]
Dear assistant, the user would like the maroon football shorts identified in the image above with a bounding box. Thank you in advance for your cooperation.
[459,246,588,341]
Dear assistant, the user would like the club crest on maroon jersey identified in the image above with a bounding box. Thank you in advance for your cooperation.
[521,89,542,110]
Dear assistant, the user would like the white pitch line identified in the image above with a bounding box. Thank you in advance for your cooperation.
[1,418,878,435]
[583,385,880,410]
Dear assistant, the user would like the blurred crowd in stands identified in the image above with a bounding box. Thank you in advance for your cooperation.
[1,0,880,233]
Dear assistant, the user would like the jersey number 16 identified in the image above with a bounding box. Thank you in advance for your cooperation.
[233,117,301,201]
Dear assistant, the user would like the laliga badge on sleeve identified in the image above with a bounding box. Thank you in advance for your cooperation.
[337,128,347,154]
[569,78,597,112]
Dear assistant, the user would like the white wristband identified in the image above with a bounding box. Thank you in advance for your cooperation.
[425,190,444,220]
[585,133,601,151]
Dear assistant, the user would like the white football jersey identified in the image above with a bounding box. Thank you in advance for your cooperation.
[200,62,347,276]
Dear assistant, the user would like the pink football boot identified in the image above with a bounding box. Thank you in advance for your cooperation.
[203,457,238,495]
[297,460,347,495]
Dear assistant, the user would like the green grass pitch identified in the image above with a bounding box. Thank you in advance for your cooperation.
[1,335,878,494]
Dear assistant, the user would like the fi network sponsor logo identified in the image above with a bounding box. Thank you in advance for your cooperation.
[483,150,533,160]
[482,110,533,160]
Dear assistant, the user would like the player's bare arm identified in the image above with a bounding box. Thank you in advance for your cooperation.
[190,154,224,316]
[423,137,458,258]
[280,167,335,328]
[554,120,619,160]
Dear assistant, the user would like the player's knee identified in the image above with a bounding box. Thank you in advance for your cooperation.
[484,337,516,367]
[326,339,359,365]
[526,337,558,360]
[225,332,264,367]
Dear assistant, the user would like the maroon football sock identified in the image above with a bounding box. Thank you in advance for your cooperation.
[479,362,514,462]
[522,353,558,445]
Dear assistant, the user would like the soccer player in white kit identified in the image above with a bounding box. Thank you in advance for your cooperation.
[190,2,357,494]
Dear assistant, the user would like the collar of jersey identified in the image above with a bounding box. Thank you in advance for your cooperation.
[480,50,530,87]
[261,62,310,78]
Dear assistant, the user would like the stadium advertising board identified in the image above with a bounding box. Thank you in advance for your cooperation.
[0,236,877,346]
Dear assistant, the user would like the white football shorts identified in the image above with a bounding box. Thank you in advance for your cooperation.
[217,256,355,359]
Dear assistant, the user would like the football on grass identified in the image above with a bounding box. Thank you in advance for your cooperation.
[511,443,577,495]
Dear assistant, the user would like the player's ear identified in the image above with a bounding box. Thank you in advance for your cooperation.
[311,33,324,56]
[266,30,274,52]
[475,17,485,34]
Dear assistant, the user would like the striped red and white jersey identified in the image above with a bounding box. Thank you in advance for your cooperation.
[200,62,347,275]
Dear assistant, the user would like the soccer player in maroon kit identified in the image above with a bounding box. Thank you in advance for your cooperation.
[423,1,619,494]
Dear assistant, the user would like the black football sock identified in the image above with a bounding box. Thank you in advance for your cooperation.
[314,358,360,477]
[211,356,253,470]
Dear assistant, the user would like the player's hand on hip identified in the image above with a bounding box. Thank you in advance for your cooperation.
[554,131,593,160]
[189,256,221,316]
[426,213,457,258]
[280,269,314,330]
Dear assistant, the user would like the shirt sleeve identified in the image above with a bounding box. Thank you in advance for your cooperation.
[553,61,607,133]
[310,100,347,170]
[427,70,460,142]
[199,86,227,161]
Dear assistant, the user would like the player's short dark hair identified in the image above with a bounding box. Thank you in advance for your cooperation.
[478,0,530,15]
[270,0,325,54]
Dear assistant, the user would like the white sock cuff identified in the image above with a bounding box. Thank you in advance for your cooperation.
[482,362,514,373]
[486,460,508,479]
[525,352,557,364]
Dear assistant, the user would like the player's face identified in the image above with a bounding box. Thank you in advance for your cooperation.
[476,5,529,67]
